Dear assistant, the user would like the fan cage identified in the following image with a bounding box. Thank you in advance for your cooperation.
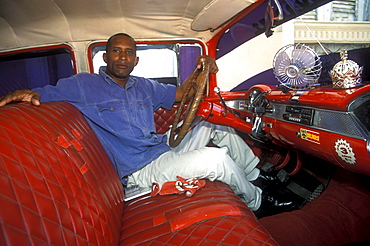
[273,43,322,90]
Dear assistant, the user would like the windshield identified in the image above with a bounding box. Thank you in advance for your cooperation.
[216,0,370,91]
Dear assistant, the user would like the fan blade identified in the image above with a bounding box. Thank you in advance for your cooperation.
[296,76,305,87]
[290,77,298,87]
[279,73,290,83]
[291,49,315,67]
[274,51,291,70]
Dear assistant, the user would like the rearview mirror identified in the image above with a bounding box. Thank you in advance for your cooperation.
[265,0,283,37]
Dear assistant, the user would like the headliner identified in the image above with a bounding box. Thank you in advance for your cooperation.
[0,0,256,51]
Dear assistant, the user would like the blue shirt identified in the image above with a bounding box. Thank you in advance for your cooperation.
[33,67,177,179]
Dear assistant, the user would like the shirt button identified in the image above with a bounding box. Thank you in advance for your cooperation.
[110,107,114,110]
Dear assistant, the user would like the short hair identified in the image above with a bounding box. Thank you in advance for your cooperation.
[106,33,136,52]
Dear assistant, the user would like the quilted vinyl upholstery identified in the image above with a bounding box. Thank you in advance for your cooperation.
[120,181,277,245]
[0,102,124,245]
[0,101,277,246]
[154,104,187,134]
[154,106,177,134]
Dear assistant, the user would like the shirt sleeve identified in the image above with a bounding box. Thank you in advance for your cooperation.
[33,75,84,104]
[159,84,176,110]
[144,78,176,111]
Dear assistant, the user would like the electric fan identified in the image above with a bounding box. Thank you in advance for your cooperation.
[272,44,322,90]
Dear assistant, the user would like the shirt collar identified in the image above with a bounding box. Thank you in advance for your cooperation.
[99,66,137,89]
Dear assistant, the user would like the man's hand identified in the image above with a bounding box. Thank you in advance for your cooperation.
[0,89,41,107]
[196,55,219,74]
[175,55,218,102]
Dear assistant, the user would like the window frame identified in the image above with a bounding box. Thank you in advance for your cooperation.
[0,44,76,74]
[87,40,206,86]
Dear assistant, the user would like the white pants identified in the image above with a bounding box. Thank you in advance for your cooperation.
[127,121,262,211]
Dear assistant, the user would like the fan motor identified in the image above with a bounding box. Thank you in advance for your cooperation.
[285,65,300,79]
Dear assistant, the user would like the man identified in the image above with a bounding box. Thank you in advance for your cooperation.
[0,33,262,210]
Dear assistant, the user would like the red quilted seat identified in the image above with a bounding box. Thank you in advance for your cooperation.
[0,102,124,245]
[0,102,277,245]
[154,104,187,134]
[120,181,276,245]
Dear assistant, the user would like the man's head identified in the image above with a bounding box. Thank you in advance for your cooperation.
[106,33,137,52]
[103,33,139,87]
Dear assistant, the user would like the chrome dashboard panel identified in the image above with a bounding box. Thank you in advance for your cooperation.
[265,103,368,141]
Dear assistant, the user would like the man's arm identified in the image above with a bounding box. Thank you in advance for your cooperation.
[0,89,41,107]
[175,55,218,102]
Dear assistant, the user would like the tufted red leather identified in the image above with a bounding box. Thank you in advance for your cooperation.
[0,102,277,245]
[120,180,277,245]
[0,102,124,245]
[154,104,187,134]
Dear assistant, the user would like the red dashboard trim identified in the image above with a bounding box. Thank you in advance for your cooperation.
[266,84,370,111]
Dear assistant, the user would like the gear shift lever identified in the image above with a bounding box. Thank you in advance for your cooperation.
[214,87,229,116]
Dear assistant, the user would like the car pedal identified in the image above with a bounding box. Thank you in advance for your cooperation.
[261,162,275,173]
[277,169,290,183]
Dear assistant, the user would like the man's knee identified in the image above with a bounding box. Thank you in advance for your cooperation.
[202,146,229,160]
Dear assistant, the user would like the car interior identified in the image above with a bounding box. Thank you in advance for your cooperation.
[1,0,369,245]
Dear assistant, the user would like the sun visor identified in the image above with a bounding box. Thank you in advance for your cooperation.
[191,0,256,31]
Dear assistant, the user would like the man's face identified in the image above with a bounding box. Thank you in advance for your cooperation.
[103,35,139,86]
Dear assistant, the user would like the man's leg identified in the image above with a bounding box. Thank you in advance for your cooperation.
[128,146,262,210]
[168,121,260,180]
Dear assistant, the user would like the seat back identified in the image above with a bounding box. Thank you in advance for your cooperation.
[0,102,124,245]
[154,103,187,134]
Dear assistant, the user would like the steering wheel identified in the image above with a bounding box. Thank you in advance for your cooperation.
[168,62,210,148]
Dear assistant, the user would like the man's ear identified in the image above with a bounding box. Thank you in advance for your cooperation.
[135,57,139,66]
[103,53,107,63]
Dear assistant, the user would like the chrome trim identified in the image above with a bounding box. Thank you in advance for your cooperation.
[265,102,369,141]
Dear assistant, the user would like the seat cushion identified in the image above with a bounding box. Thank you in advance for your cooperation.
[120,180,277,245]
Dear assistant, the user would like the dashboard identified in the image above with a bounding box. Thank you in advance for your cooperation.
[200,84,370,176]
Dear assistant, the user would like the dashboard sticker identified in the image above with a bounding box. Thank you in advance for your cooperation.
[300,129,320,144]
[334,139,356,165]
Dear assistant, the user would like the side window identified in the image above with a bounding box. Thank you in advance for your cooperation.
[0,47,75,95]
[90,43,202,86]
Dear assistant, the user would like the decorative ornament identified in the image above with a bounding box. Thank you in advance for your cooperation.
[329,50,363,89]
[151,176,206,197]
[334,139,356,165]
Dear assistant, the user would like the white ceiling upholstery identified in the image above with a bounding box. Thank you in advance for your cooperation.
[192,0,255,31]
[0,0,255,51]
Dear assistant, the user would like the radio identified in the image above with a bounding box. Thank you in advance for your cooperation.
[283,106,314,125]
